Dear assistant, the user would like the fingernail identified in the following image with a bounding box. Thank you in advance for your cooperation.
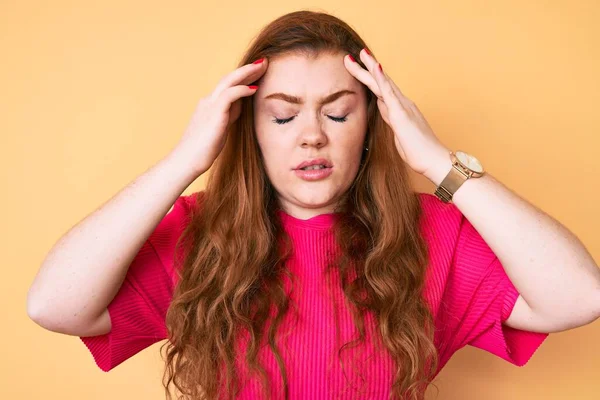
[348,54,356,62]
[364,48,371,56]
[378,63,383,72]
[248,85,258,89]
[252,58,264,64]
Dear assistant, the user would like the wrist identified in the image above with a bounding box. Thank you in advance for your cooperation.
[424,150,453,187]
[161,149,205,186]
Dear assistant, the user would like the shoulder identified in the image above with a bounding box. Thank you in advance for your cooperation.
[416,192,481,294]
[177,190,204,209]
[416,192,493,265]
[166,190,205,217]
[149,190,206,279]
[417,191,499,293]
[416,192,459,215]
[416,192,463,242]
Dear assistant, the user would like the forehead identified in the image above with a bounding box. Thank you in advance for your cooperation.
[257,52,360,96]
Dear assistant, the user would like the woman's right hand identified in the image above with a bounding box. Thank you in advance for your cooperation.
[169,57,268,176]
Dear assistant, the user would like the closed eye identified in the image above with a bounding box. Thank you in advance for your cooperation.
[273,115,348,125]
[328,115,348,123]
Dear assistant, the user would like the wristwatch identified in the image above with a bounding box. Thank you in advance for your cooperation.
[434,150,485,203]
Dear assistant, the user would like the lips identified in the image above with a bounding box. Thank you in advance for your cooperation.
[294,158,333,170]
[294,166,333,181]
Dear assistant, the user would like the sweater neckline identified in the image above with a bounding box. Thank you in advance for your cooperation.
[276,209,341,230]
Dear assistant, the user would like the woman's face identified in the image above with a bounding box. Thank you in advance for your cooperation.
[253,52,368,220]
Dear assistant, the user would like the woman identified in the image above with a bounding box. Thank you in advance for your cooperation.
[27,10,600,400]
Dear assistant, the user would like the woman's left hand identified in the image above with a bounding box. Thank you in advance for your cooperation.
[344,48,450,179]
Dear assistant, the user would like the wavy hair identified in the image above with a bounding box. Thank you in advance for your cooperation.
[160,10,438,400]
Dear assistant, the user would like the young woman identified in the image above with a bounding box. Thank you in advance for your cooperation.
[27,10,600,400]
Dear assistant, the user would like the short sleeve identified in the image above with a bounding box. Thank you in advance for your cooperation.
[79,192,199,372]
[441,210,549,367]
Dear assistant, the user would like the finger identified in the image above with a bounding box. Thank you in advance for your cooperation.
[212,58,268,99]
[383,72,415,111]
[381,71,413,108]
[216,84,258,109]
[343,55,383,99]
[387,77,406,99]
[357,49,388,103]
[360,49,410,120]
[359,49,410,102]
[358,48,381,84]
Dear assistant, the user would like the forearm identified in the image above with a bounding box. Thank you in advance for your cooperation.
[425,157,600,328]
[27,151,200,331]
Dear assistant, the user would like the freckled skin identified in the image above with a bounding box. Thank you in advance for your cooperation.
[253,52,368,220]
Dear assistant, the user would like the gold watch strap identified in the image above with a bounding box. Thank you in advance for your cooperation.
[434,164,469,203]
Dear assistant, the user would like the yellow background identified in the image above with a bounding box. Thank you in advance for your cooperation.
[2,0,599,398]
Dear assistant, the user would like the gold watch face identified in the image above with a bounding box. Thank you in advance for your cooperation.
[455,151,484,173]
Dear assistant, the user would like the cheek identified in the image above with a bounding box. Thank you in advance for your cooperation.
[256,138,286,176]
[337,131,367,157]
[254,121,274,156]
[255,126,290,164]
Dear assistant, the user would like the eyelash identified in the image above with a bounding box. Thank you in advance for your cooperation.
[272,115,348,125]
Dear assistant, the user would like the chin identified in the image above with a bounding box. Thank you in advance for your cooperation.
[292,190,337,208]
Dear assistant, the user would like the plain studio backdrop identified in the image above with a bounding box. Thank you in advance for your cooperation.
[2,0,599,399]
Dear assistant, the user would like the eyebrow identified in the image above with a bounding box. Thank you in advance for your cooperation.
[263,89,356,106]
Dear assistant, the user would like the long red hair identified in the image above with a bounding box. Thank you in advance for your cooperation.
[161,10,438,400]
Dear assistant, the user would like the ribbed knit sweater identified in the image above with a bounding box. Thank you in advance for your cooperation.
[79,191,548,399]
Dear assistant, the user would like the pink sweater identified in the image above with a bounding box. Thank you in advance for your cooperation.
[80,191,548,398]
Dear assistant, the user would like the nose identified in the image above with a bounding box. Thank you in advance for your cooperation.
[299,114,328,149]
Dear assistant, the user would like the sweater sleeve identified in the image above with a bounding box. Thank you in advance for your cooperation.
[79,193,197,372]
[441,209,549,367]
